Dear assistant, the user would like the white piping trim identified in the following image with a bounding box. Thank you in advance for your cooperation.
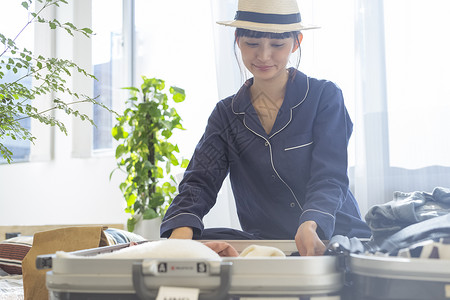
[161,212,204,225]
[231,83,248,116]
[243,118,303,211]
[269,76,310,139]
[301,209,335,220]
[284,141,313,151]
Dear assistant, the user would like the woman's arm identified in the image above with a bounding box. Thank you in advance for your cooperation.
[299,81,353,240]
[161,101,232,238]
[168,226,193,239]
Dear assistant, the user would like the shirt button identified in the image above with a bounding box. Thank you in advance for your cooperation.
[290,202,295,208]
[271,175,276,179]
[264,141,269,146]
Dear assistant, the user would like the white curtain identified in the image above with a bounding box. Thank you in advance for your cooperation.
[353,0,450,214]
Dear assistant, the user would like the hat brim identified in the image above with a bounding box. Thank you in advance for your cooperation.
[216,20,320,33]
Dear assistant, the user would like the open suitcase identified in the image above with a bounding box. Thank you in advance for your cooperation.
[37,240,345,300]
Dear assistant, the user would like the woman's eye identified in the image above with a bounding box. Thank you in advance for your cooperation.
[245,42,259,47]
[272,43,284,48]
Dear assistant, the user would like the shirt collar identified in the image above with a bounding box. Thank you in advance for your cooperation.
[231,67,309,115]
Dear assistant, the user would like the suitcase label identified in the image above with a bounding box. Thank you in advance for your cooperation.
[146,260,212,276]
[156,286,199,300]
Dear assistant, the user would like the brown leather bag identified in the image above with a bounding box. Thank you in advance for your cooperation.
[22,226,108,300]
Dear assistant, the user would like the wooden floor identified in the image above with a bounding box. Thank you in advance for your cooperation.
[0,223,125,241]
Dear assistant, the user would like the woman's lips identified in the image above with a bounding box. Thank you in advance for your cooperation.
[254,65,272,71]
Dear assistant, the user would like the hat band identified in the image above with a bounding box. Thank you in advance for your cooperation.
[234,11,301,25]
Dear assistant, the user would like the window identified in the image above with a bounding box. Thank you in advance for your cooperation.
[91,0,124,151]
[350,0,450,212]
[384,0,450,169]
[0,0,34,163]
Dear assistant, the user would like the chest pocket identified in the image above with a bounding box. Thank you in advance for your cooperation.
[280,131,313,189]
[284,132,313,151]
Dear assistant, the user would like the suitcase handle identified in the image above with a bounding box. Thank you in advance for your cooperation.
[132,260,232,300]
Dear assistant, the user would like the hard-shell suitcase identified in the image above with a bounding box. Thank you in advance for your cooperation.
[349,253,450,300]
[37,240,345,300]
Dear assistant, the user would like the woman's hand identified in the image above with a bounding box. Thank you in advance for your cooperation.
[295,221,326,256]
[168,228,238,257]
[169,227,193,239]
[203,241,239,257]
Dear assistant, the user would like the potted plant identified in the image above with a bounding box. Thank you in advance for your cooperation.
[111,76,189,237]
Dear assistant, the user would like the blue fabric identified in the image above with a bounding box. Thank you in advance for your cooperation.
[194,228,263,240]
[104,228,146,244]
[327,213,450,257]
[235,11,301,24]
[161,68,371,240]
[104,228,130,244]
[365,186,450,239]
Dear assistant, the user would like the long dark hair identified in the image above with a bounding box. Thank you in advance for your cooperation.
[233,28,302,80]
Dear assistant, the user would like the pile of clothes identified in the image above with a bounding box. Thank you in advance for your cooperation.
[327,187,450,259]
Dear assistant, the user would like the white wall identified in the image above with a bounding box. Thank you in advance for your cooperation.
[0,156,127,226]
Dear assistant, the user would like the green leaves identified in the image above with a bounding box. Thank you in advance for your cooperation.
[127,217,137,232]
[142,208,158,220]
[112,77,189,225]
[181,158,190,168]
[111,125,129,141]
[114,144,128,159]
[170,86,186,103]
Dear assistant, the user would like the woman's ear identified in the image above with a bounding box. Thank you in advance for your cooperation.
[235,31,241,49]
[292,33,303,53]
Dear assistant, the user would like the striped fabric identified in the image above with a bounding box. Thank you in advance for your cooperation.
[0,236,33,275]
[397,237,450,259]
[104,228,146,245]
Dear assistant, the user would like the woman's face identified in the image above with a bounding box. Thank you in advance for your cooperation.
[237,36,297,82]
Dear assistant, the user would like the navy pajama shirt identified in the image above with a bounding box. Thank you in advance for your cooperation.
[161,68,371,240]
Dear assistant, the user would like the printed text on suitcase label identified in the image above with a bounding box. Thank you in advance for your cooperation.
[156,262,209,276]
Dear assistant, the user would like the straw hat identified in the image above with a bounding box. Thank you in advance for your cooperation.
[216,0,319,33]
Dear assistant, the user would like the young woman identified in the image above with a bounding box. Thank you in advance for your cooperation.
[160,0,371,256]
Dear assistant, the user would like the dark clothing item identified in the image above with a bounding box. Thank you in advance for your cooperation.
[365,187,450,240]
[194,228,263,240]
[161,68,371,240]
[326,213,450,257]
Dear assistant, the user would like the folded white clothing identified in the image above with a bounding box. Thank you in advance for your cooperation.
[239,245,286,258]
[56,239,221,260]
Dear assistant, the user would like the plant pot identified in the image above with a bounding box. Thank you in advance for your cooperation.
[133,217,162,240]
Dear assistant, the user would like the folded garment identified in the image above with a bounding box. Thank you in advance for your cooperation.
[327,214,450,258]
[57,239,221,260]
[239,245,285,258]
[366,187,450,239]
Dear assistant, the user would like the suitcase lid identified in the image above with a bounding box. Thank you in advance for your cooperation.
[350,253,450,282]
